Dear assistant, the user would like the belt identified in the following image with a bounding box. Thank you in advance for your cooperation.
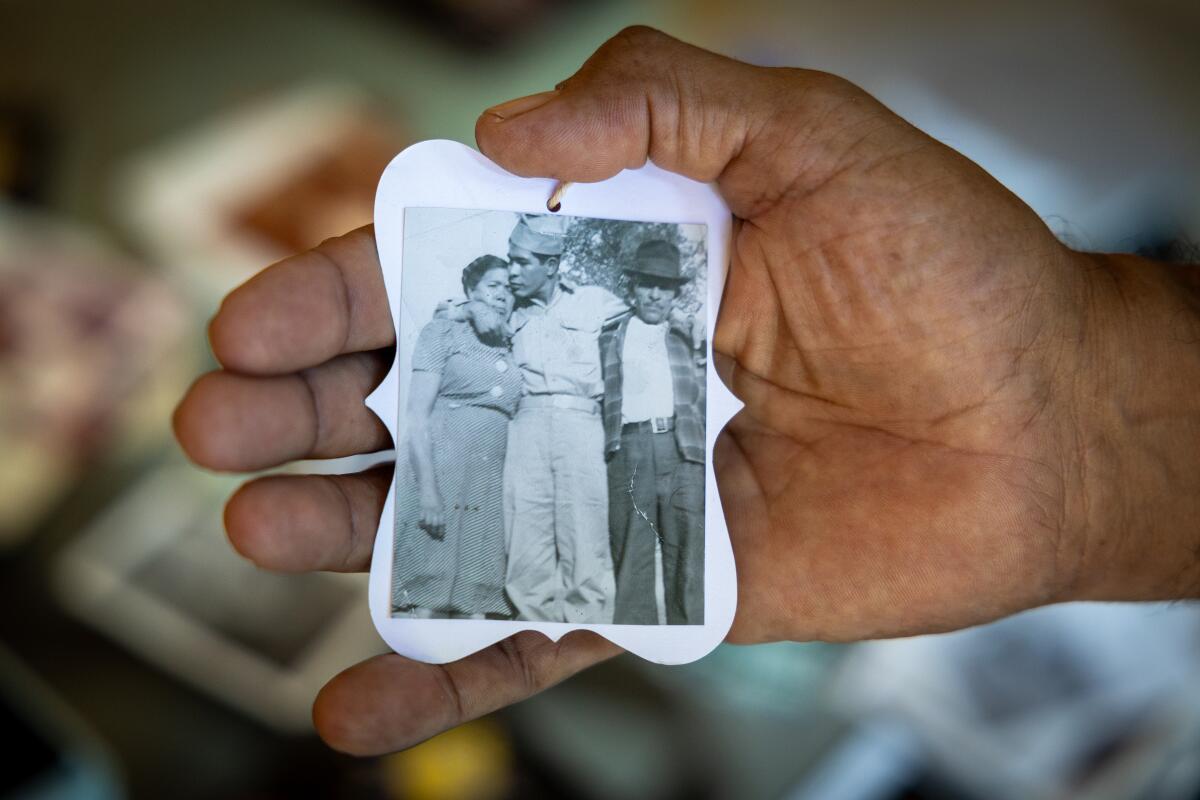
[622,416,675,435]
[520,394,600,415]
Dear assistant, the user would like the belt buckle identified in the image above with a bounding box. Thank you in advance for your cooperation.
[652,417,670,434]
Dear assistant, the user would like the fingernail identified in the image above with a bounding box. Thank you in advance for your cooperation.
[484,89,558,121]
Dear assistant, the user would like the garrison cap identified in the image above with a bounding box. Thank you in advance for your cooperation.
[509,213,568,256]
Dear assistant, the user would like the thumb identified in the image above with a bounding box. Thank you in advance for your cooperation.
[475,26,903,220]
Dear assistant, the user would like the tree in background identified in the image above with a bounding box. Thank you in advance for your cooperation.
[559,217,707,315]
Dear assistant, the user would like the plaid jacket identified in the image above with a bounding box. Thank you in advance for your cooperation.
[600,316,706,464]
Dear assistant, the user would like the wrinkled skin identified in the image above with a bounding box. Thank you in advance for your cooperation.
[174,28,1200,755]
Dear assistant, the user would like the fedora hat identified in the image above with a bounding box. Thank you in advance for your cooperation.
[624,239,688,283]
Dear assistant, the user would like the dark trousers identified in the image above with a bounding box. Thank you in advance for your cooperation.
[607,425,705,624]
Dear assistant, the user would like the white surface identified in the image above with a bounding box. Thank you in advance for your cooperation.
[367,139,739,664]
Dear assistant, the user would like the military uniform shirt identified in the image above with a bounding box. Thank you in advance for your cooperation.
[509,280,628,399]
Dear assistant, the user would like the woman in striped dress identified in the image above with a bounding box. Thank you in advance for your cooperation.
[392,255,523,618]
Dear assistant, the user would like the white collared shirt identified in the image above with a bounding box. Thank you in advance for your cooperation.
[509,280,628,399]
[620,316,675,423]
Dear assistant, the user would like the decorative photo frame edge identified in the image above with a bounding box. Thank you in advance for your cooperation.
[366,139,740,665]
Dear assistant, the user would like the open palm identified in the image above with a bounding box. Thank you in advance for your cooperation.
[481,27,1092,643]
[709,81,1090,643]
[176,28,1123,754]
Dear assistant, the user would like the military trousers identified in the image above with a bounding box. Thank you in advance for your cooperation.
[608,424,705,625]
[504,404,615,623]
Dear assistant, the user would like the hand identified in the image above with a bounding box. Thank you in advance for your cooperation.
[432,298,458,319]
[480,25,1200,639]
[174,27,1200,755]
[418,485,445,540]
[438,298,508,341]
[668,306,706,351]
[462,299,507,341]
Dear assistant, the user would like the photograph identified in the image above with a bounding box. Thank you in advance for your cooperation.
[391,207,708,625]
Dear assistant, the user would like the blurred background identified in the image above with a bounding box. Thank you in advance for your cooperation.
[2,1,1199,798]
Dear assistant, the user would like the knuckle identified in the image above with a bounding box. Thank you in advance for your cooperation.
[498,632,555,693]
[781,67,875,119]
[811,71,873,113]
[610,24,668,51]
[318,474,361,571]
[591,25,673,74]
[313,225,374,261]
[431,665,468,727]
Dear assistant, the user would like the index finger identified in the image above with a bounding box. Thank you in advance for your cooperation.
[209,226,394,375]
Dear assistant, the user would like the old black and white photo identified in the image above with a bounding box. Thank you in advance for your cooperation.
[391,208,707,625]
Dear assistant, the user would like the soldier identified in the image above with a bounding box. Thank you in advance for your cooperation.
[502,214,628,623]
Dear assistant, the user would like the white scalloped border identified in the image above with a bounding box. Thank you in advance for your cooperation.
[367,140,741,664]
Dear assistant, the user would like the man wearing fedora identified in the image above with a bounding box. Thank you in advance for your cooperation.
[600,239,706,625]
